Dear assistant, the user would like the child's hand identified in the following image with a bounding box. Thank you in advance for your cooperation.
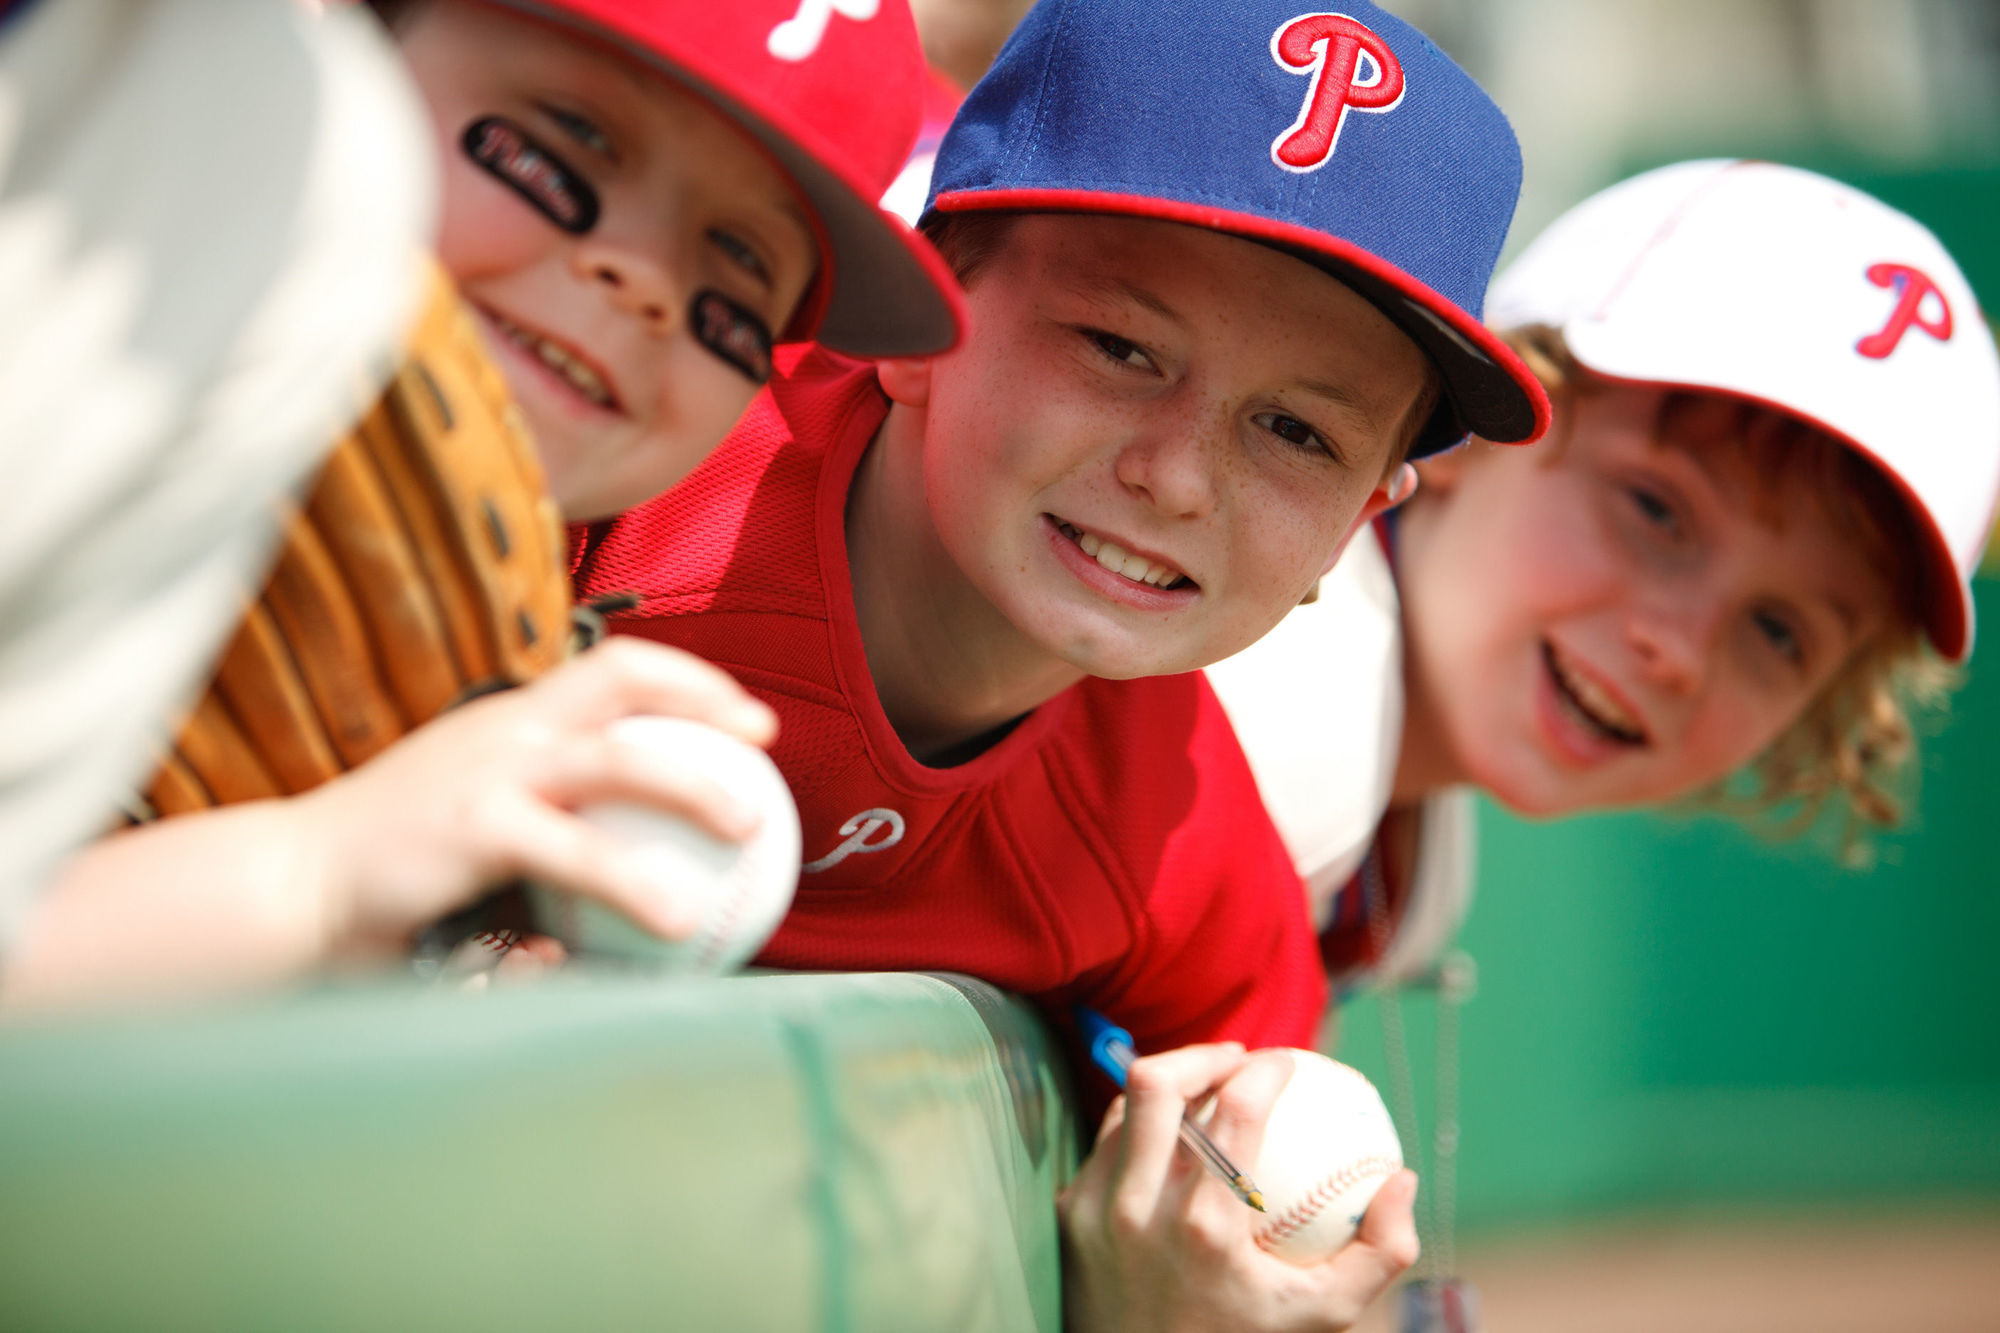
[453,933,569,991]
[298,637,779,962]
[1,638,775,1014]
[1059,1043,1420,1333]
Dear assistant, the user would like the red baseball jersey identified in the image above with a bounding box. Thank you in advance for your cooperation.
[574,347,1326,1057]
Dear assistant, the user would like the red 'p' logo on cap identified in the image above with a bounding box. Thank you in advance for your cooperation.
[1269,12,1406,173]
[1856,262,1953,360]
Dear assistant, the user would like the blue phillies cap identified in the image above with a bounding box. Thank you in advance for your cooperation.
[923,0,1551,455]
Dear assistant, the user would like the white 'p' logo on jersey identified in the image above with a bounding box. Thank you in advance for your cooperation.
[801,807,905,872]
[768,0,880,61]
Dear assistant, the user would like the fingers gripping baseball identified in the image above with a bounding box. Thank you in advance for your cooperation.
[1117,1044,1255,1223]
[296,638,776,958]
[1060,1046,1414,1333]
[532,636,776,745]
[1333,1169,1422,1304]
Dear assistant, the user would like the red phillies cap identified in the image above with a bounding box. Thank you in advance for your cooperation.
[494,0,964,357]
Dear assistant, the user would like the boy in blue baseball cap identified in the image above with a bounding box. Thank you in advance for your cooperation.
[575,1,1546,1323]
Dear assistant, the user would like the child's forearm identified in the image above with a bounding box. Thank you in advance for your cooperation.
[0,641,782,1016]
[0,802,339,1016]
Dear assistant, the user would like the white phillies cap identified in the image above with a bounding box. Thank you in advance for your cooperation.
[1488,159,2000,661]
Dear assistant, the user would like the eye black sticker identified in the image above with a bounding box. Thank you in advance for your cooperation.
[691,290,775,385]
[462,116,598,234]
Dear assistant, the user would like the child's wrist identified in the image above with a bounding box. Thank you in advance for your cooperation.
[280,784,374,967]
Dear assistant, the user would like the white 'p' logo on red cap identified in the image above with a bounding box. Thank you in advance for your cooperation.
[768,0,880,62]
[1270,12,1406,173]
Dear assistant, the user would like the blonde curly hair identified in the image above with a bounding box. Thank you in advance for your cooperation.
[1501,325,1958,854]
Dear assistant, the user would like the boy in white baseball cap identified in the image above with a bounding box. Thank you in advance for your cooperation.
[1209,158,2000,994]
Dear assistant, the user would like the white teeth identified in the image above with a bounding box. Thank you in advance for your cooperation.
[1547,644,1644,742]
[1058,521,1185,590]
[494,314,614,408]
[1568,671,1638,733]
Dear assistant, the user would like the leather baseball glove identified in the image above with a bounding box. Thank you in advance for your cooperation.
[143,263,572,815]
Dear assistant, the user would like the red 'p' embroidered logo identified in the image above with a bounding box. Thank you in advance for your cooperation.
[1269,13,1406,173]
[1856,262,1953,359]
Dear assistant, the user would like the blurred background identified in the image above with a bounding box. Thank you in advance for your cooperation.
[915,1,2000,1328]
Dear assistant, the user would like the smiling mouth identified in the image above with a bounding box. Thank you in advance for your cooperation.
[1542,640,1648,746]
[1052,517,1194,591]
[485,309,620,411]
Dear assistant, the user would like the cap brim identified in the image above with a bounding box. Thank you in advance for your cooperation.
[757,132,965,357]
[493,1,964,360]
[932,188,1551,455]
[1570,360,1970,661]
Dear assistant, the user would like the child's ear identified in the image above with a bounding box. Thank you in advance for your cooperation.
[876,356,933,408]
[1384,462,1419,508]
[1321,464,1417,575]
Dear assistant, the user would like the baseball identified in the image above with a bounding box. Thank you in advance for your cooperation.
[528,714,802,973]
[1218,1049,1404,1266]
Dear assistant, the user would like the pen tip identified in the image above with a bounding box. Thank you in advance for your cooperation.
[1247,1190,1267,1212]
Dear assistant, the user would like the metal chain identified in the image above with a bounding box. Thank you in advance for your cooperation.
[1431,950,1474,1281]
[1358,840,1475,1286]
[1359,848,1431,1277]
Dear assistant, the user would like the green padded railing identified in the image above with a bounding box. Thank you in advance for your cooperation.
[0,970,1077,1331]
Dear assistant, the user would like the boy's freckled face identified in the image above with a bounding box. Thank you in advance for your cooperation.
[1401,385,1893,815]
[397,0,819,520]
[908,214,1431,679]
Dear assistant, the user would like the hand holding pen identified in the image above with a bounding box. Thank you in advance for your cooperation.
[1076,1007,1267,1213]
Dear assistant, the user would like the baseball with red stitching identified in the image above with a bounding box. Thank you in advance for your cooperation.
[528,715,802,973]
[1238,1049,1404,1265]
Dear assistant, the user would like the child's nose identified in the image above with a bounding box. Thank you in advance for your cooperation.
[1625,598,1709,694]
[575,241,682,336]
[1113,428,1215,519]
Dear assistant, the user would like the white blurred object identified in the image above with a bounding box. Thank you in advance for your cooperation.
[879,149,934,227]
[0,0,435,953]
[1206,531,1478,987]
[530,716,803,974]
[1207,531,1403,922]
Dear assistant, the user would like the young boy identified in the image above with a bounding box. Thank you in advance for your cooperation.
[384,0,963,521]
[574,0,1548,1323]
[1,0,963,1009]
[1206,159,2000,995]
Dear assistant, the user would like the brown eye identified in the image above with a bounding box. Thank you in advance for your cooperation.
[1628,485,1682,538]
[538,103,613,158]
[1753,608,1804,666]
[1085,328,1153,370]
[709,228,772,287]
[1252,411,1330,457]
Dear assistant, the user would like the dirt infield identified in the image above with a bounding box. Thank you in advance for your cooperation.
[1355,1210,2000,1333]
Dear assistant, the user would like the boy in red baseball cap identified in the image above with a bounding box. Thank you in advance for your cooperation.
[6,0,961,1007]
[378,0,962,519]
